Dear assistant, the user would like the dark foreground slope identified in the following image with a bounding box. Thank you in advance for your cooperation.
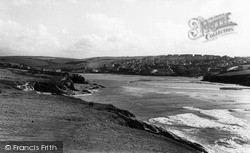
[0,68,207,153]
[203,70,250,87]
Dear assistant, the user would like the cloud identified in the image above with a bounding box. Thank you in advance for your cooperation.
[61,28,68,34]
[74,34,104,49]
[155,21,188,41]
[69,33,149,57]
[10,0,78,6]
[0,13,151,58]
[85,13,127,34]
[0,19,61,56]
[200,0,249,16]
[65,13,154,57]
[120,0,137,3]
[70,13,195,57]
[1,1,249,58]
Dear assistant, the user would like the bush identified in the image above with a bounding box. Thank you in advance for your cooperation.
[69,74,86,84]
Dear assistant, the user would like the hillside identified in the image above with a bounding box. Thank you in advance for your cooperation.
[0,68,207,153]
[0,56,145,72]
[1,55,250,77]
[0,56,80,70]
[203,70,250,87]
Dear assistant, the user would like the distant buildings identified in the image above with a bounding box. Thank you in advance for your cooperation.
[94,54,250,76]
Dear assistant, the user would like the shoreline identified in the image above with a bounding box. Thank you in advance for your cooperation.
[80,73,250,153]
[0,68,208,153]
[0,91,208,153]
[81,72,250,88]
[73,95,209,153]
[68,88,209,153]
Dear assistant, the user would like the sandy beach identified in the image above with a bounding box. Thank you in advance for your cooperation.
[0,68,206,153]
[80,73,250,153]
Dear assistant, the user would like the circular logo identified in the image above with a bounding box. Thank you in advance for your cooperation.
[5,145,11,150]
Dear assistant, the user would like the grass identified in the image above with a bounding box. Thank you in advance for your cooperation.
[0,68,206,153]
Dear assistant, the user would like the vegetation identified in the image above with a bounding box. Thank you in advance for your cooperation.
[69,74,86,84]
[1,55,250,77]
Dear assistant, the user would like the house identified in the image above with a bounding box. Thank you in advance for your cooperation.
[151,69,158,74]
[92,69,99,73]
[56,69,61,72]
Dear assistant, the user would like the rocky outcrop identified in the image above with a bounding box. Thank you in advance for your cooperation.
[73,81,105,94]
[16,75,105,95]
[203,74,250,86]
[33,81,74,95]
[69,74,86,84]
[32,76,76,95]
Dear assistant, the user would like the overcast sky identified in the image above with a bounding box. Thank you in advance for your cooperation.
[0,0,249,58]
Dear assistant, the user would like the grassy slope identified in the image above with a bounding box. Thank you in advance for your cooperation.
[81,56,145,69]
[0,56,80,69]
[0,56,146,70]
[0,68,204,153]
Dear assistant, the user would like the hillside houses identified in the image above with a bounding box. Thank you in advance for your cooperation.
[94,54,250,76]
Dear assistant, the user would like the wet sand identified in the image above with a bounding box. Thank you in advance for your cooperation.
[80,73,250,153]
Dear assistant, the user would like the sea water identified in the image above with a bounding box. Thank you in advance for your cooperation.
[81,74,250,153]
[136,79,250,153]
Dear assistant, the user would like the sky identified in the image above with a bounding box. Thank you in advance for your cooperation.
[0,0,249,58]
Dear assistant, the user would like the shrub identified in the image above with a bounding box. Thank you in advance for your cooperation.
[69,74,86,84]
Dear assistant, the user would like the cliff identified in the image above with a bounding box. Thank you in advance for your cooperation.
[203,70,250,86]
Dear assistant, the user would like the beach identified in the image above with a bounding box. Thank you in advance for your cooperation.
[0,68,206,153]
[80,73,250,153]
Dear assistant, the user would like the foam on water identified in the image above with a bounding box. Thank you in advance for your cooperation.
[215,137,250,153]
[73,93,92,97]
[229,109,250,113]
[183,106,202,111]
[200,109,248,127]
[123,77,250,152]
[146,81,250,104]
[149,113,242,131]
[162,86,219,90]
[183,107,249,127]
[149,107,250,153]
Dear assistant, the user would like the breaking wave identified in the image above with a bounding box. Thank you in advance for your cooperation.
[149,107,250,153]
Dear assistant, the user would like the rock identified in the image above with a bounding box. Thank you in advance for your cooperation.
[203,74,250,86]
[69,74,86,84]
